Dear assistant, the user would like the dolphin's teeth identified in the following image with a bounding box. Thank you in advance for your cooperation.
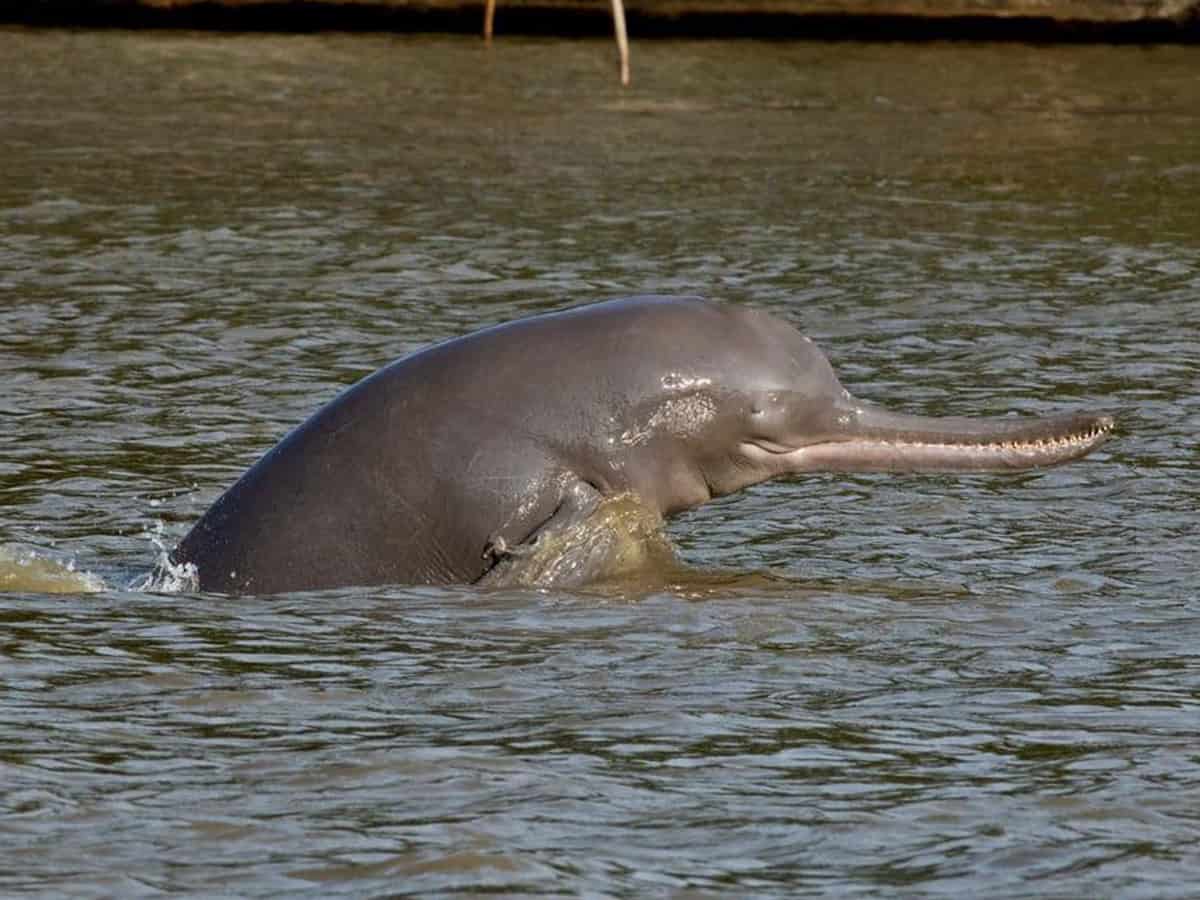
[857,415,1113,458]
[870,423,1110,455]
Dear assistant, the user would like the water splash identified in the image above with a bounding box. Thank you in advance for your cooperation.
[131,521,198,593]
[0,544,104,594]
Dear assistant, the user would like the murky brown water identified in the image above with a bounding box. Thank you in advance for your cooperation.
[2,27,1198,896]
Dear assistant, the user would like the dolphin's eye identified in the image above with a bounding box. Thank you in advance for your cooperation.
[751,393,783,418]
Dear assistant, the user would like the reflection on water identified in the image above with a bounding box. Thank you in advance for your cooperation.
[1,27,1198,897]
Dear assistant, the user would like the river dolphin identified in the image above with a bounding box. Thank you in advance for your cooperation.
[171,296,1114,593]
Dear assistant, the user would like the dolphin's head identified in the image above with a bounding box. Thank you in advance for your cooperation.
[628,302,1115,507]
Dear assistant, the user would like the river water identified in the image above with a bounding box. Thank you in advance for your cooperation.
[2,26,1198,897]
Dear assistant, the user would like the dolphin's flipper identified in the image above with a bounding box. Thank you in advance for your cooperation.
[477,486,675,590]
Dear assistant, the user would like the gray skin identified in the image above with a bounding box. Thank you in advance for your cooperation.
[171,296,1115,594]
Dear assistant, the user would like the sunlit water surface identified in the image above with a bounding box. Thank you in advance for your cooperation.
[1,27,1198,897]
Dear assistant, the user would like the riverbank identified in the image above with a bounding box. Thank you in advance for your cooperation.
[7,0,1199,40]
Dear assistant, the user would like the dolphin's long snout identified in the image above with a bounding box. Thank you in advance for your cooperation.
[794,399,1116,473]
